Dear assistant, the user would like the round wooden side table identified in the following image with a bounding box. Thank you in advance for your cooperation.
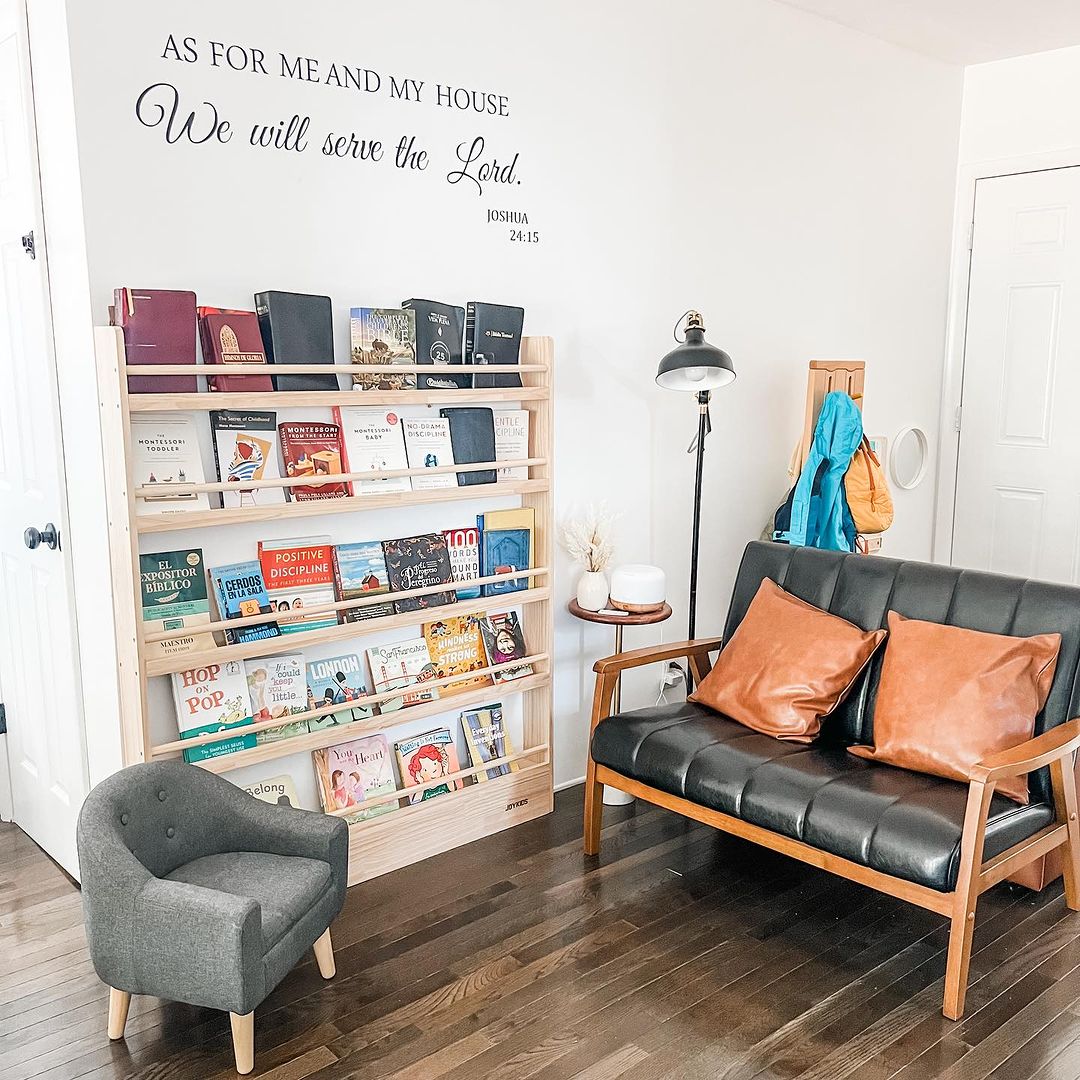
[568,599,673,805]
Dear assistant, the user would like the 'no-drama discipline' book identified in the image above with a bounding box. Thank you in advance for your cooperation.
[332,541,394,622]
[367,638,440,711]
[245,655,308,743]
[382,533,458,613]
[210,410,286,509]
[350,307,417,389]
[306,653,374,729]
[401,418,456,490]
[313,733,398,822]
[208,560,280,645]
[130,414,210,515]
[279,422,347,501]
[172,660,255,762]
[140,548,210,658]
[258,536,337,633]
[395,727,462,804]
[333,406,411,496]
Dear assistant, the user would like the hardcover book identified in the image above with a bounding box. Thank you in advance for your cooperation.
[367,638,440,711]
[395,727,462,804]
[210,410,286,509]
[403,298,467,389]
[494,410,530,480]
[422,613,492,696]
[279,422,348,501]
[131,414,211,515]
[207,560,280,645]
[333,406,411,495]
[172,659,255,762]
[114,288,197,393]
[306,652,374,729]
[439,407,496,486]
[479,526,531,597]
[465,301,524,388]
[254,290,338,391]
[313,733,398,822]
[479,612,533,683]
[245,655,308,743]
[382,533,458,613]
[140,548,210,658]
[201,310,273,392]
[401,418,456,490]
[242,774,300,808]
[350,307,417,389]
[333,542,394,622]
[443,526,481,601]
[197,305,248,376]
[258,536,337,633]
[462,703,517,780]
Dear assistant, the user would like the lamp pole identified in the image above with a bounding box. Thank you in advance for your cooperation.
[688,388,710,642]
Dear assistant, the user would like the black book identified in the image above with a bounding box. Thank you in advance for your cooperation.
[403,298,467,390]
[382,533,458,614]
[465,302,524,389]
[439,407,496,486]
[254,290,338,391]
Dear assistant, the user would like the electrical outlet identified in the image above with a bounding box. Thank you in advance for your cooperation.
[659,661,686,696]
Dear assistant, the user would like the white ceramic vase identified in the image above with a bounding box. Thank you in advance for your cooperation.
[576,570,609,612]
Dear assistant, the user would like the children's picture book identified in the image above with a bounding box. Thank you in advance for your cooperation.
[332,541,394,622]
[306,653,374,729]
[258,536,337,633]
[140,548,210,658]
[394,727,462,804]
[367,638,440,711]
[278,422,348,501]
[131,414,211,514]
[245,655,308,743]
[350,307,417,389]
[313,733,398,822]
[207,560,280,645]
[443,526,481,601]
[422,613,492,696]
[242,774,300,808]
[333,406,411,495]
[494,410,530,480]
[479,613,534,683]
[462,703,518,780]
[479,524,531,597]
[382,533,458,613]
[210,410,286,509]
[172,659,255,762]
[401,418,456,490]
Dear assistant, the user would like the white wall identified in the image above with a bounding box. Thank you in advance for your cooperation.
[53,0,962,794]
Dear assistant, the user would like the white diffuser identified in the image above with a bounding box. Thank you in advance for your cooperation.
[609,564,666,614]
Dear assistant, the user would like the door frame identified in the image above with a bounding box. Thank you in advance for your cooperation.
[933,148,1080,565]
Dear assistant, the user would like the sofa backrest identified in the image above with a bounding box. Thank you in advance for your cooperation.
[723,542,1080,804]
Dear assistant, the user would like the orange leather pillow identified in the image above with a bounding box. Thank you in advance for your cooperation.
[849,613,1061,804]
[689,578,886,741]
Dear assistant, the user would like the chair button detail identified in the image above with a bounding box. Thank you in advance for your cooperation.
[120,814,130,826]
[166,827,175,838]
[158,790,168,802]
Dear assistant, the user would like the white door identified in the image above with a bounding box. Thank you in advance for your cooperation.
[0,0,88,876]
[952,167,1080,583]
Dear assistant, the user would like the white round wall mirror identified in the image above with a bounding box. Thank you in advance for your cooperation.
[891,426,929,490]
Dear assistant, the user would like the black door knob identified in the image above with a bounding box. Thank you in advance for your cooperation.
[24,523,59,551]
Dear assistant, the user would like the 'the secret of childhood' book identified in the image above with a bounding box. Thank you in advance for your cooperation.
[382,533,458,613]
[422,613,492,696]
[395,727,462,804]
[333,542,394,622]
[245,655,308,744]
[333,406,411,496]
[131,414,210,515]
[207,560,280,645]
[367,639,440,712]
[279,422,347,501]
[306,653,374,729]
[241,773,300,808]
[313,733,398,822]
[479,613,533,683]
[350,307,417,389]
[140,548,210,657]
[462,703,518,780]
[210,410,286,509]
[258,536,337,633]
[171,659,255,762]
[444,527,481,601]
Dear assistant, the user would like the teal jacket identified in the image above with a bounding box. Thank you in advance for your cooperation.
[775,391,862,551]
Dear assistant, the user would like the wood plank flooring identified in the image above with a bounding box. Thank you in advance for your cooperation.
[3,786,1080,1079]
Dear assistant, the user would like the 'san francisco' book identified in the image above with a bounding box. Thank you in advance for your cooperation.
[395,727,462,804]
[241,774,300,808]
[254,290,338,391]
[207,560,280,645]
[494,410,530,479]
[403,298,467,389]
[306,652,374,729]
[367,638,440,711]
[313,733,398,822]
[350,307,417,389]
[333,406,411,495]
[245,655,308,743]
[439,407,497,486]
[140,548,210,658]
[465,301,524,388]
[131,414,211,515]
[382,533,458,613]
[462,703,518,780]
[479,612,533,683]
[333,541,394,622]
[114,288,197,393]
[443,526,481,601]
[210,410,286,509]
[279,422,347,501]
[201,310,273,392]
[422,613,492,696]
[258,536,337,633]
[401,418,456,490]
[171,659,255,763]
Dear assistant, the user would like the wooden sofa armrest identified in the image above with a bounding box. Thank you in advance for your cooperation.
[969,717,1080,784]
[592,637,723,676]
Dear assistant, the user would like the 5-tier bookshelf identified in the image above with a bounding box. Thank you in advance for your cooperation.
[95,327,555,885]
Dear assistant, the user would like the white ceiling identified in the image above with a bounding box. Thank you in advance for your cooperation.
[776,0,1080,64]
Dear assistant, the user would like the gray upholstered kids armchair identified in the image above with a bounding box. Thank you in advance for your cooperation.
[77,761,349,1074]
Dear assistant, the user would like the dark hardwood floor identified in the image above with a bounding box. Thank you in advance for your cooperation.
[4,786,1080,1079]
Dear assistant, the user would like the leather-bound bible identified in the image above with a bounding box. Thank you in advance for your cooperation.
[465,302,524,389]
[254,291,338,391]
[439,407,497,486]
[114,287,197,394]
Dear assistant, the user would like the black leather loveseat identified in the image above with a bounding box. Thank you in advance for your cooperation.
[584,541,1080,1020]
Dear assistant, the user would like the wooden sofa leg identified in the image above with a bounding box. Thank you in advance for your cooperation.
[1051,756,1080,911]
[107,987,131,1040]
[230,1011,254,1075]
[313,928,336,979]
[584,757,604,856]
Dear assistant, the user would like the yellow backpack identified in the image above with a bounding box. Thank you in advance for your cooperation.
[845,436,894,534]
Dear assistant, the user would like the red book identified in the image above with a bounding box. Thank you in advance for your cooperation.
[114,288,197,393]
[279,422,348,501]
[200,310,274,392]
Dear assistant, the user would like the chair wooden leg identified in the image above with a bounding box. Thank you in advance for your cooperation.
[313,928,336,979]
[230,1011,254,1075]
[107,987,131,1040]
[1051,756,1080,911]
[584,756,604,856]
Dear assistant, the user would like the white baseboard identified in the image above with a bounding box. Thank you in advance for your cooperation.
[555,774,585,793]
[0,735,12,821]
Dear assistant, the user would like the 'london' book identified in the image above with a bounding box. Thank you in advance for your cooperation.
[114,288,197,393]
[403,298,467,389]
[465,301,524,388]
[201,310,273,392]
[254,290,338,391]
[306,652,374,728]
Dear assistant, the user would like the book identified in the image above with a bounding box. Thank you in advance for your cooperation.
[114,288,197,393]
[479,613,533,682]
[367,638,440,711]
[207,560,280,645]
[465,302,524,388]
[210,410,286,509]
[242,774,300,808]
[479,524,531,597]
[140,548,210,658]
[422,613,492,696]
[245,655,308,743]
[254,290,338,391]
[201,310,273,392]
[306,653,374,729]
[403,299,467,389]
[443,527,481,601]
[172,659,255,762]
[313,733,398,822]
[279,422,348,501]
[494,411,530,480]
[382,533,458,613]
[439,407,496,486]
[258,536,337,633]
[462,704,517,780]
[350,307,417,389]
[401,418,456,490]
[131,414,211,515]
[395,727,462,803]
[333,542,394,622]
[197,304,248,376]
[333,406,411,495]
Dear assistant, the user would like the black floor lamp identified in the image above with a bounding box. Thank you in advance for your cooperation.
[656,311,736,649]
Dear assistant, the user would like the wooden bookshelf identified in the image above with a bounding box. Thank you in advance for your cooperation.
[97,329,556,887]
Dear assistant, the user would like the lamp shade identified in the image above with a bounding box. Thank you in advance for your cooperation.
[656,314,736,392]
